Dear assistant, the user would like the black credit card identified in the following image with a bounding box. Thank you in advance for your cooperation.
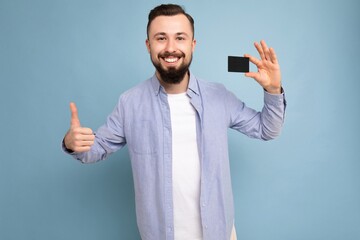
[228,56,249,73]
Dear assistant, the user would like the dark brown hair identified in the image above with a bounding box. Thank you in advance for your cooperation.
[147,4,195,39]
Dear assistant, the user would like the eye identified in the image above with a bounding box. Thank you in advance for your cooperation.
[156,36,166,41]
[176,36,185,41]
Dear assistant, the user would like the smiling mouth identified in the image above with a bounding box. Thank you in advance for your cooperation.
[163,57,180,63]
[160,52,184,64]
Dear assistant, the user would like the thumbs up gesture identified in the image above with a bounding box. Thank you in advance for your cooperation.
[64,102,95,152]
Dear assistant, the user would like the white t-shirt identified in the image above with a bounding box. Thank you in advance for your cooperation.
[168,93,203,240]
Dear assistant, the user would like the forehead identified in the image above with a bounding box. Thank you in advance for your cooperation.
[148,14,193,36]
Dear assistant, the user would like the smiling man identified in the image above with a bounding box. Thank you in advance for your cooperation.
[63,4,286,240]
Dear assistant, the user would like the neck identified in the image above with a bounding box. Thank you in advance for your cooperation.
[156,71,190,94]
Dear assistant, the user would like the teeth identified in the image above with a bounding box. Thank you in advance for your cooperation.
[164,57,179,63]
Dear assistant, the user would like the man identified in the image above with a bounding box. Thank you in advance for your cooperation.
[63,4,286,240]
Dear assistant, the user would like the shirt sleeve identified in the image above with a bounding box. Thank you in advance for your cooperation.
[228,88,286,140]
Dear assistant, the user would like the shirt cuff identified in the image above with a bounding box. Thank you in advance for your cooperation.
[61,138,75,154]
[264,87,286,106]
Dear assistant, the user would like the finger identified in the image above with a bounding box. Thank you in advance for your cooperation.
[244,54,261,68]
[269,47,278,64]
[73,133,95,142]
[244,71,260,82]
[73,127,94,136]
[260,40,271,61]
[75,140,94,147]
[73,146,93,153]
[70,102,81,128]
[254,42,265,60]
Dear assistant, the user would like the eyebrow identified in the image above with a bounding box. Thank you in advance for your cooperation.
[153,32,190,38]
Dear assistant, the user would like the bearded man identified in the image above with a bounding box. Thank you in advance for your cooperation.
[63,4,286,240]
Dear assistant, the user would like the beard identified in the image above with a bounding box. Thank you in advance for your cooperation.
[151,51,193,84]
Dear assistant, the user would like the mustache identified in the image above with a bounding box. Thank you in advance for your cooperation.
[158,51,185,58]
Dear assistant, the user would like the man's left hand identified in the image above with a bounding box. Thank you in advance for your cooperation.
[244,40,282,94]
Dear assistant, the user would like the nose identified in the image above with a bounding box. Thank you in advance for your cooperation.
[164,38,176,53]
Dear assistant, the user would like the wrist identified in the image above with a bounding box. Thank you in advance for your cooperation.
[265,86,282,94]
[62,136,74,153]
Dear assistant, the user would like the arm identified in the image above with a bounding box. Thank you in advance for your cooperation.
[228,90,285,140]
[62,102,126,163]
[228,40,286,139]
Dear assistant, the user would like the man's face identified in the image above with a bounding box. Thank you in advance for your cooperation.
[146,14,196,84]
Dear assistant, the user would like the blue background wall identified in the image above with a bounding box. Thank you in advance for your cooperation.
[1,0,359,239]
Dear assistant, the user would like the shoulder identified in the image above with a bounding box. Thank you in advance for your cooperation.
[195,76,244,110]
[196,77,230,96]
[118,78,152,103]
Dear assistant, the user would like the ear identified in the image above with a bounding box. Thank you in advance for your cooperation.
[145,39,151,53]
[192,39,197,53]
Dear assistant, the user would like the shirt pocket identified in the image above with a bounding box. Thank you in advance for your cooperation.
[129,120,158,155]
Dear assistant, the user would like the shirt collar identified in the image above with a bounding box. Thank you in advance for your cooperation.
[150,71,200,96]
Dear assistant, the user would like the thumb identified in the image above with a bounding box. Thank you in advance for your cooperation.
[245,72,260,81]
[70,102,81,128]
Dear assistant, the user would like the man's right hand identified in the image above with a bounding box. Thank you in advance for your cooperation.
[64,102,95,152]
